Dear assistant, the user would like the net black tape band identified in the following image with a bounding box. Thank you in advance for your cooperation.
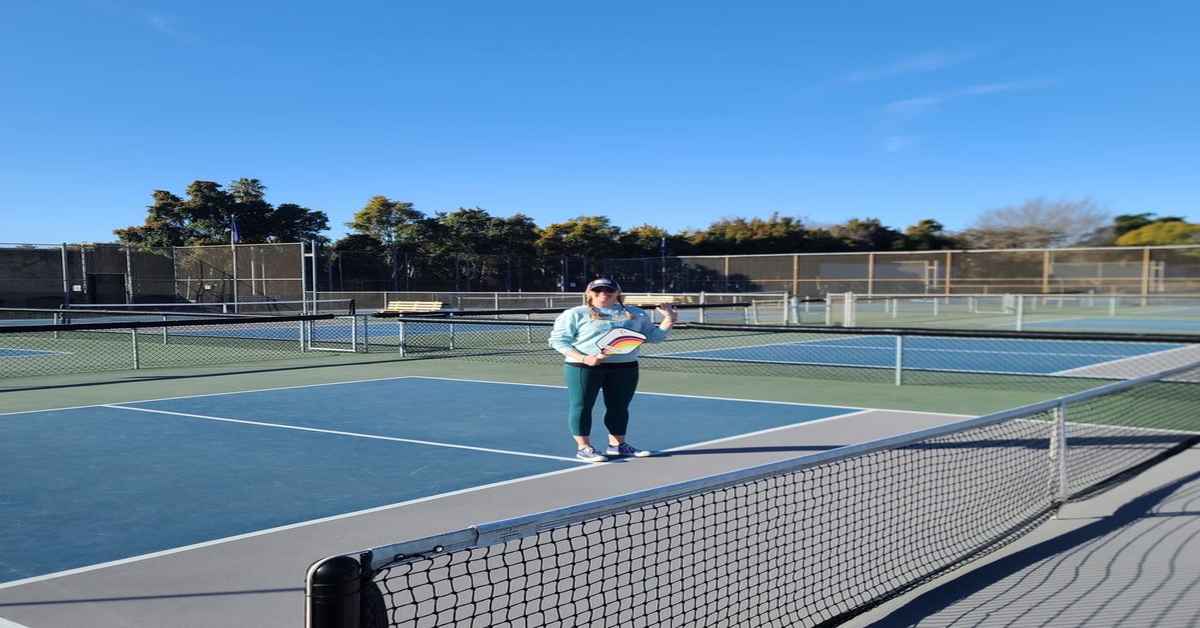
[374,302,751,319]
[374,315,1200,346]
[682,322,1200,345]
[0,313,335,334]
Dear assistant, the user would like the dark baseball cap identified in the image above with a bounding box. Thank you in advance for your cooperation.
[586,278,621,291]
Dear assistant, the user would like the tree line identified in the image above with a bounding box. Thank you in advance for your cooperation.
[115,178,1197,258]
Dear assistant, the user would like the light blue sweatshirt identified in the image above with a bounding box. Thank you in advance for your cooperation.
[549,304,670,363]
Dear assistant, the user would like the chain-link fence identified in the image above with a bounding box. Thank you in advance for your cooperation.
[601,245,1200,297]
[0,311,347,379]
[6,243,1199,313]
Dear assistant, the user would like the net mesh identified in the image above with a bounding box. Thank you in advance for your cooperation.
[315,362,1200,628]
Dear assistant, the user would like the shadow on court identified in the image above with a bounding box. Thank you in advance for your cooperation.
[870,468,1200,627]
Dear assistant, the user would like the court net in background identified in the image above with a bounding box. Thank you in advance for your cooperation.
[306,360,1200,628]
[823,292,1200,333]
[60,298,355,319]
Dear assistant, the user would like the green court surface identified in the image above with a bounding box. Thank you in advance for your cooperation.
[0,349,1061,418]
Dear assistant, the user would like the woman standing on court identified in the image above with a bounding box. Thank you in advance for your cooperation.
[549,278,678,462]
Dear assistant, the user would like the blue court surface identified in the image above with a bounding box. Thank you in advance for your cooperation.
[1024,318,1200,333]
[0,348,66,358]
[0,377,859,583]
[660,335,1184,374]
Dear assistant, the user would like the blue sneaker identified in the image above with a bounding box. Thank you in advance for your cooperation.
[606,442,653,458]
[576,446,607,463]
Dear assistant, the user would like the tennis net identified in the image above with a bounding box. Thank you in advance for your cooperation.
[306,358,1200,627]
[59,298,355,319]
[823,292,1200,334]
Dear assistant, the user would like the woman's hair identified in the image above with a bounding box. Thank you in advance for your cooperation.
[585,287,632,320]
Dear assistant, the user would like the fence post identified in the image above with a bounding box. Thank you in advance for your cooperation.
[131,328,140,369]
[61,243,71,306]
[894,335,903,386]
[1141,247,1151,305]
[124,246,135,304]
[867,253,875,296]
[231,241,239,310]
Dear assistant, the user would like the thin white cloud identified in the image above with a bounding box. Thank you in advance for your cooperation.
[885,79,1056,116]
[146,14,177,35]
[961,79,1057,95]
[845,51,974,83]
[883,136,918,153]
[885,96,944,115]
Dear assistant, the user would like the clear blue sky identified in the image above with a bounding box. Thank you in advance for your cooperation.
[2,1,1197,244]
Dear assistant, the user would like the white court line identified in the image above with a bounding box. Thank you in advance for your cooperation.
[1,369,976,420]
[404,375,976,418]
[0,402,882,591]
[665,409,876,451]
[0,374,422,417]
[104,404,584,464]
[663,339,1170,360]
[1054,344,1200,375]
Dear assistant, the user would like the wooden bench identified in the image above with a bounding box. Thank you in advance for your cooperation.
[380,300,444,316]
[623,294,687,308]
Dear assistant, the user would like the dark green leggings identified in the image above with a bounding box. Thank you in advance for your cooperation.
[564,363,640,437]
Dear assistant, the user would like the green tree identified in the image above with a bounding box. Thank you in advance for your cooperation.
[687,214,810,254]
[536,216,622,259]
[345,196,430,290]
[900,219,957,250]
[115,179,329,247]
[618,224,673,257]
[829,217,903,251]
[1115,222,1200,246]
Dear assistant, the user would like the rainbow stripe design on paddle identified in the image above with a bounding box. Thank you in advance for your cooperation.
[598,329,647,355]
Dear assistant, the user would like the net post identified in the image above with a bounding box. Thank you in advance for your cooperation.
[1051,400,1069,518]
[894,334,903,386]
[53,312,61,339]
[842,292,856,327]
[698,292,706,323]
[299,320,307,352]
[398,320,406,357]
[130,327,140,369]
[1109,295,1117,317]
[749,301,759,325]
[1015,295,1024,331]
[526,313,534,343]
[890,298,898,320]
[361,316,369,353]
[449,322,456,350]
[162,315,168,345]
[932,297,940,317]
[305,554,362,628]
[824,294,832,326]
[350,316,357,352]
